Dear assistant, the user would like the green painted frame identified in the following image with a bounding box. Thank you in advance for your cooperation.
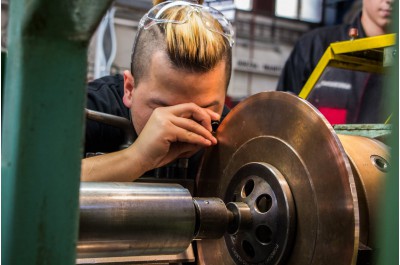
[2,1,112,264]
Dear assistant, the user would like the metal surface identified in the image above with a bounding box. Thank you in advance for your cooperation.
[77,245,195,265]
[334,124,392,143]
[193,198,231,239]
[196,91,359,265]
[226,202,252,235]
[338,134,390,250]
[1,1,112,265]
[78,182,196,258]
[78,182,246,264]
[223,162,295,265]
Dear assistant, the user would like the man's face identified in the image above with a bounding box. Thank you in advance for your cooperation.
[123,51,227,134]
[363,0,393,29]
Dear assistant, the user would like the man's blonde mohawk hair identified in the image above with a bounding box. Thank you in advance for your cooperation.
[132,0,232,88]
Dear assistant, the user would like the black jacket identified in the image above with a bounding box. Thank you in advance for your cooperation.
[277,13,366,94]
[85,74,131,154]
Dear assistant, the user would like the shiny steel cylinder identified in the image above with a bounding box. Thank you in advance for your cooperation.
[78,182,196,258]
[193,198,231,239]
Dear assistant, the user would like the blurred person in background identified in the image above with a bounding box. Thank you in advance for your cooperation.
[277,0,394,124]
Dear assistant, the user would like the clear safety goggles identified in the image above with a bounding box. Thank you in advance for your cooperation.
[139,0,235,47]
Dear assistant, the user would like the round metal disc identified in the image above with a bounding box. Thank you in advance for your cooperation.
[196,92,359,265]
[223,162,296,264]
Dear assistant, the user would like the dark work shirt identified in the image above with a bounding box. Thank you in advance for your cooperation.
[85,74,230,179]
[277,13,366,94]
[85,74,132,154]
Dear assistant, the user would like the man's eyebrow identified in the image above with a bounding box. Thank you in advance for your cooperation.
[150,99,220,108]
[150,98,169,107]
[201,100,220,108]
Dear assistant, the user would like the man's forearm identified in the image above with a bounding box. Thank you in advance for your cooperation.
[81,146,147,182]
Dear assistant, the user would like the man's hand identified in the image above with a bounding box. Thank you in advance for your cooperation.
[131,103,220,172]
[81,103,220,182]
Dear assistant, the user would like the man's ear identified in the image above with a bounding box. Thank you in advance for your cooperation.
[123,70,135,108]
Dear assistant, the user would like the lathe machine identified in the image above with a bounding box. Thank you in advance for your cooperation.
[78,91,390,265]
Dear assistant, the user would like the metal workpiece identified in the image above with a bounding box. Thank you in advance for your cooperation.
[78,183,268,261]
[78,182,196,258]
[226,202,252,235]
[196,92,359,265]
[193,197,231,239]
[338,134,390,250]
[224,163,295,265]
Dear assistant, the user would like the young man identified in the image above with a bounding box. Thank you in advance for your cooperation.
[81,0,234,181]
[277,0,393,123]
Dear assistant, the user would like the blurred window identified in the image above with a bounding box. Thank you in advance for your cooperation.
[234,0,252,10]
[275,0,323,23]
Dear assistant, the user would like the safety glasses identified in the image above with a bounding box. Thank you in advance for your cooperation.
[139,0,235,47]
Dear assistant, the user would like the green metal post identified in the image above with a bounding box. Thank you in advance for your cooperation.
[377,1,399,264]
[2,1,112,264]
[1,50,6,124]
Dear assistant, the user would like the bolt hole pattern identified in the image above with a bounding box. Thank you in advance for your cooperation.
[256,225,272,244]
[241,179,255,198]
[242,240,255,258]
[255,194,272,213]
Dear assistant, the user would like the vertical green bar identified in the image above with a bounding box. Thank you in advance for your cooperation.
[377,1,399,264]
[1,50,6,121]
[1,1,111,264]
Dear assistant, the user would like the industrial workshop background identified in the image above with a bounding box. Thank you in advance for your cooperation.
[1,0,398,265]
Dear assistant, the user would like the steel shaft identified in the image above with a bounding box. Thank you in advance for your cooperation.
[78,182,236,259]
[78,182,196,258]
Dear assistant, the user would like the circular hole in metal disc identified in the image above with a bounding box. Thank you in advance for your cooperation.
[255,194,272,213]
[371,155,390,172]
[241,179,255,198]
[256,225,272,244]
[242,240,255,258]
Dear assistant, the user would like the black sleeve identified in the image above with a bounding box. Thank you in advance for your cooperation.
[276,25,348,95]
[276,40,309,94]
[85,74,132,154]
